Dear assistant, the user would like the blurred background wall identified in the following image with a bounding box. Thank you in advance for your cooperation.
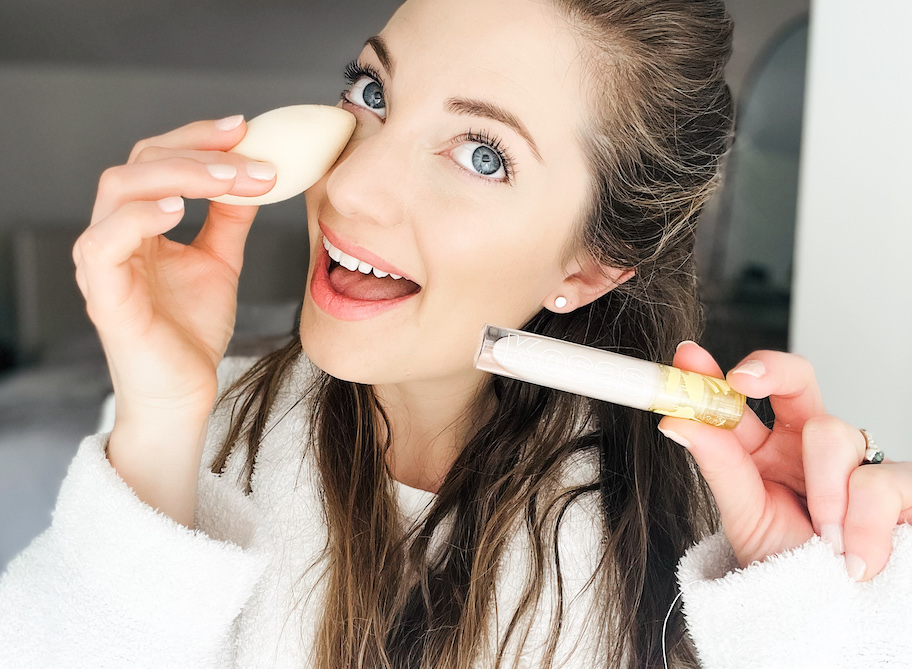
[2,0,908,571]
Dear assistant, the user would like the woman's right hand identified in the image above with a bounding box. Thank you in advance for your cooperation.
[74,115,277,422]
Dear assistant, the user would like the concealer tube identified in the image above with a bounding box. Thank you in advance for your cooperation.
[475,325,745,429]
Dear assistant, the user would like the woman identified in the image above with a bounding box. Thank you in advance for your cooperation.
[1,0,909,666]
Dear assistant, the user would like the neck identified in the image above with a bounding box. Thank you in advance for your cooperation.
[374,369,491,494]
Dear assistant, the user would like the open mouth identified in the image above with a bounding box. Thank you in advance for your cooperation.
[323,236,421,301]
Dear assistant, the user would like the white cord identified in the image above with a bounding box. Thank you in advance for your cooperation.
[661,588,686,669]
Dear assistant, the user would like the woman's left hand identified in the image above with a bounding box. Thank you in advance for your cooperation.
[658,342,912,581]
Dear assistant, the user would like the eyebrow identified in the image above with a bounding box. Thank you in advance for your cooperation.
[365,36,395,78]
[445,98,543,164]
[364,35,544,164]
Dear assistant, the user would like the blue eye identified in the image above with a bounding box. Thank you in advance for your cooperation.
[341,61,386,120]
[472,146,501,175]
[362,81,384,109]
[452,142,507,180]
[349,78,386,116]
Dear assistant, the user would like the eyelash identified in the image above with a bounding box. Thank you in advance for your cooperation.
[342,60,383,92]
[340,59,515,184]
[457,129,515,183]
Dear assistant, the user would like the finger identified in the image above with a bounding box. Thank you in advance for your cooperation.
[92,159,236,225]
[673,341,770,448]
[843,463,912,581]
[77,197,186,318]
[74,260,88,298]
[658,412,767,553]
[801,415,867,553]
[131,145,278,177]
[126,115,247,164]
[191,202,259,276]
[726,351,826,432]
[673,340,723,376]
[131,146,277,197]
[90,157,275,225]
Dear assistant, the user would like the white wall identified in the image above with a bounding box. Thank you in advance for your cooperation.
[791,0,912,460]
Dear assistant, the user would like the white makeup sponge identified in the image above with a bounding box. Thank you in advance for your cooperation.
[210,105,356,206]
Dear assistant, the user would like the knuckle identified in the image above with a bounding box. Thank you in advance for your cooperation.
[128,138,153,163]
[801,415,860,462]
[803,414,850,440]
[759,350,815,380]
[97,165,124,196]
[84,299,103,325]
[848,464,883,496]
[76,228,107,263]
[796,354,816,380]
[784,351,815,380]
[806,490,846,510]
[133,144,164,164]
[74,269,88,297]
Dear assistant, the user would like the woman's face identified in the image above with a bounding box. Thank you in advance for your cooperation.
[300,0,593,385]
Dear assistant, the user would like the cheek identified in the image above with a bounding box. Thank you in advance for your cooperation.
[420,216,568,324]
[304,187,324,244]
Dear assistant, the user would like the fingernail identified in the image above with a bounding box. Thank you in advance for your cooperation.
[157,196,184,213]
[730,359,766,379]
[820,524,844,554]
[845,553,867,581]
[658,427,693,449]
[676,340,699,352]
[246,161,277,181]
[207,163,237,180]
[215,114,244,131]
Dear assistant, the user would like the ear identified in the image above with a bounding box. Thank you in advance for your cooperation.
[542,257,634,313]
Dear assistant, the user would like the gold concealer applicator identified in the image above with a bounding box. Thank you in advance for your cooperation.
[475,325,745,429]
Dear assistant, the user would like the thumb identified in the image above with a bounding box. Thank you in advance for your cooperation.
[192,202,259,276]
[659,414,766,541]
[658,341,766,544]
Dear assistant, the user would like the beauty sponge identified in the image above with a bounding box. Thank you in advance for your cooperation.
[210,105,356,206]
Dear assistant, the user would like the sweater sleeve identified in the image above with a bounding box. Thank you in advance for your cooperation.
[678,523,912,668]
[0,358,270,669]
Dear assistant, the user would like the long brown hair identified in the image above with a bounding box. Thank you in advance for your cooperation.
[212,1,733,667]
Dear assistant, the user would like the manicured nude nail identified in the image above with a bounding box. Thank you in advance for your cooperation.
[844,553,866,581]
[215,114,244,131]
[676,340,699,352]
[730,359,766,379]
[157,196,184,213]
[246,161,277,181]
[207,163,237,180]
[658,427,693,449]
[820,524,844,554]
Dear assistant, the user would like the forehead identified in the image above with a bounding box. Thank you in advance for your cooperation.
[378,0,590,149]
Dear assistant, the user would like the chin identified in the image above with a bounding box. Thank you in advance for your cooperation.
[297,307,393,385]
[298,311,352,382]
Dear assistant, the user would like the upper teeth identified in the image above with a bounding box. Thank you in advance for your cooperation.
[323,237,403,280]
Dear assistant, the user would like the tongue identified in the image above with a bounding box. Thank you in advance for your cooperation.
[329,266,420,301]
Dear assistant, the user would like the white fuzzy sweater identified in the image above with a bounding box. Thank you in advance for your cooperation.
[0,355,910,668]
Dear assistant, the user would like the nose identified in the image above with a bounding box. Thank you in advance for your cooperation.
[323,120,407,228]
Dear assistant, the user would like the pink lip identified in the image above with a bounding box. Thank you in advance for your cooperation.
[309,244,419,321]
[318,221,414,281]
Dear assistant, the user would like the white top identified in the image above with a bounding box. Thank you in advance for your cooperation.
[0,355,909,668]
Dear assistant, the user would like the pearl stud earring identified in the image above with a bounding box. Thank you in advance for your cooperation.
[554,296,568,309]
